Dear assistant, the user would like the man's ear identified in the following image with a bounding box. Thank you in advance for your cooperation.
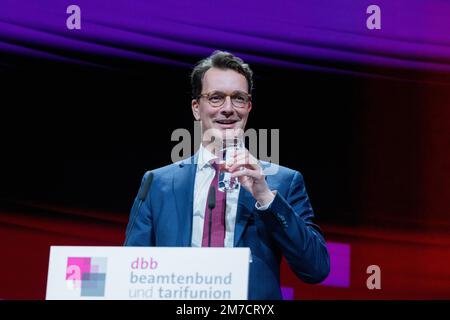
[192,99,200,121]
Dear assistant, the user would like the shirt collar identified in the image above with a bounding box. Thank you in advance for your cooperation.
[197,144,218,171]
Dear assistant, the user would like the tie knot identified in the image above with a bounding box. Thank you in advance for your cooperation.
[210,159,219,171]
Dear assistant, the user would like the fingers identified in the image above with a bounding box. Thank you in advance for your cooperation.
[226,149,259,172]
[230,167,262,180]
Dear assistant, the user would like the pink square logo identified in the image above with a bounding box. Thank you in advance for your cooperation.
[66,257,107,296]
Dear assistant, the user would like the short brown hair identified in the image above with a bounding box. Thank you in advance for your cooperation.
[190,51,253,99]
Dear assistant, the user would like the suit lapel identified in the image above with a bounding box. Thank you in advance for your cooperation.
[234,175,274,247]
[173,156,197,246]
[234,187,256,247]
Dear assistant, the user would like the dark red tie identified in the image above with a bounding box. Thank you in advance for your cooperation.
[202,162,226,247]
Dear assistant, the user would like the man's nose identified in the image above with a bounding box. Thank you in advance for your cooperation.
[221,96,235,114]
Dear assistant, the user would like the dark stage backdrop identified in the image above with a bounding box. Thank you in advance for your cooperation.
[1,0,450,299]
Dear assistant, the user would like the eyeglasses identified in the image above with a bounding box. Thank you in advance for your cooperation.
[197,91,251,108]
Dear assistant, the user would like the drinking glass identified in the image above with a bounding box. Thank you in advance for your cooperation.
[218,137,244,192]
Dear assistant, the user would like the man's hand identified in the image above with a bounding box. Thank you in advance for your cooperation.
[226,149,275,206]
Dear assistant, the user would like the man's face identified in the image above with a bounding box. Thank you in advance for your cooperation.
[192,68,252,139]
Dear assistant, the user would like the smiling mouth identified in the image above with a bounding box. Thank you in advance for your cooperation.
[215,119,239,125]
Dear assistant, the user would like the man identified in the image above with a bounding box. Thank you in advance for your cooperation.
[124,51,330,299]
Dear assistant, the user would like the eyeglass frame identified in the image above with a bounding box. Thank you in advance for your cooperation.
[196,90,252,108]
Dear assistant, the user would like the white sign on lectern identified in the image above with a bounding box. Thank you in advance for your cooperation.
[46,246,250,300]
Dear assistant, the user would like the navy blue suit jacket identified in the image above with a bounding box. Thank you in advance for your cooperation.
[125,156,330,299]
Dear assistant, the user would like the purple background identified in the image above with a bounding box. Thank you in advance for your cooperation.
[1,0,450,80]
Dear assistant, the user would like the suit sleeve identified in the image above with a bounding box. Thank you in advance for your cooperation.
[257,171,330,283]
[123,171,155,246]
